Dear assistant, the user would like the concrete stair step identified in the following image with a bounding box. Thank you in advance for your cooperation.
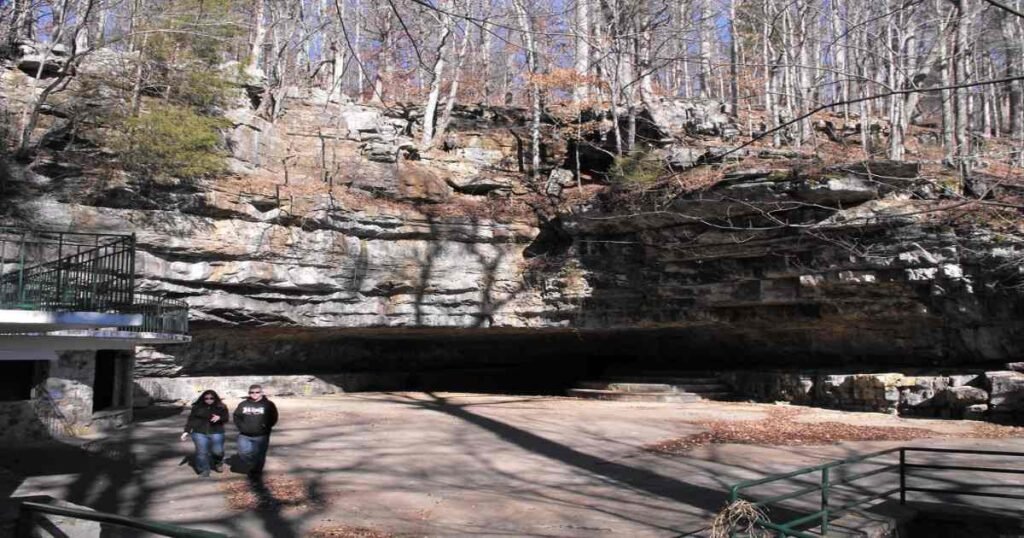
[567,388,700,403]
[673,384,732,393]
[695,392,734,401]
[577,381,678,393]
[581,379,733,393]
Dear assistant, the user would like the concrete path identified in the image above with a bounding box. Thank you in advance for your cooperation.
[3,393,1023,537]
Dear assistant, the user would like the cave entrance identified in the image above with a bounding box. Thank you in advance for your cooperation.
[176,327,736,395]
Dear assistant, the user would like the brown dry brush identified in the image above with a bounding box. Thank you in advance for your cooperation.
[709,499,772,538]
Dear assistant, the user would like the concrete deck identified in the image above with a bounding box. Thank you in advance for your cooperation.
[2,393,1023,537]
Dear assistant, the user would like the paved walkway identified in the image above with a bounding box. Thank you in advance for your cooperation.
[3,393,1023,537]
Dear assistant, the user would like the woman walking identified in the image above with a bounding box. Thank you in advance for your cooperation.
[180,390,229,477]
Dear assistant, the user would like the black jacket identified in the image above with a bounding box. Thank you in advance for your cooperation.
[184,402,229,435]
[233,397,278,436]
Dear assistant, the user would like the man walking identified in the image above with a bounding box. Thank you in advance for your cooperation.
[232,384,278,476]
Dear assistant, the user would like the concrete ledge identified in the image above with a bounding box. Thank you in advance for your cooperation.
[0,310,142,332]
[135,373,408,403]
[0,331,190,351]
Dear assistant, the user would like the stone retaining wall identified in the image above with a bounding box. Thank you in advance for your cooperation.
[722,367,1024,422]
[134,373,409,403]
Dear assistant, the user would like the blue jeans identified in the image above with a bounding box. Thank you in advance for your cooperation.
[191,432,224,474]
[237,434,270,474]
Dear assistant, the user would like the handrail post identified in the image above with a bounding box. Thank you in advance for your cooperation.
[728,486,738,538]
[821,467,830,535]
[899,448,906,505]
[55,233,63,308]
[128,234,136,305]
[17,231,26,304]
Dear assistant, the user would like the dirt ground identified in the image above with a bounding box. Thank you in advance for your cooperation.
[4,393,1024,537]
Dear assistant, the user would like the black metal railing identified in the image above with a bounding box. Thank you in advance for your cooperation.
[120,293,190,334]
[0,227,188,335]
[18,501,227,538]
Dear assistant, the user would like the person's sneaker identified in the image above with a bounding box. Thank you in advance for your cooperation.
[213,464,224,473]
[199,471,211,478]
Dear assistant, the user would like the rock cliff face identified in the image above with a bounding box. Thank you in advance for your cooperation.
[562,162,1024,366]
[2,54,1022,378]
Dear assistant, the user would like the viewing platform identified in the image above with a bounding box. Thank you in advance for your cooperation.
[0,227,189,352]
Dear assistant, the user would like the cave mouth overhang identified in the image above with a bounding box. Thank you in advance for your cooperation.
[172,313,1019,374]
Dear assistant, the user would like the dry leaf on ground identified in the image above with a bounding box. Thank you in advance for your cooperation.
[219,475,327,512]
[307,524,395,538]
[645,407,938,455]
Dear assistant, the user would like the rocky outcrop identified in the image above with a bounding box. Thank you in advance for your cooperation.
[723,369,1023,421]
[561,162,1024,365]
[2,50,1022,379]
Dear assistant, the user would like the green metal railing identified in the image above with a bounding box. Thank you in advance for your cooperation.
[0,227,136,311]
[17,501,227,538]
[727,447,1024,537]
[0,227,188,334]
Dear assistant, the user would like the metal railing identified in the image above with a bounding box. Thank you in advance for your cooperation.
[17,501,227,538]
[0,227,188,335]
[0,227,136,312]
[727,447,1024,537]
[120,293,190,334]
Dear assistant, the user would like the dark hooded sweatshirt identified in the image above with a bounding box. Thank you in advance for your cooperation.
[232,397,278,436]
[184,402,229,435]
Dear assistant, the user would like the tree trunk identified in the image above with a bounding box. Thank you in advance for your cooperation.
[420,10,452,147]
[434,23,472,145]
[574,0,591,103]
[513,0,541,180]
[951,0,971,189]
[697,0,712,98]
[481,20,493,104]
[729,0,740,114]
[249,0,266,72]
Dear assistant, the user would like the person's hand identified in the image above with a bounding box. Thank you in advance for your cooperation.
[210,414,221,423]
[180,432,189,442]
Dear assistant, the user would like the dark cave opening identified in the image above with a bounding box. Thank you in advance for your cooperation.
[160,324,1017,395]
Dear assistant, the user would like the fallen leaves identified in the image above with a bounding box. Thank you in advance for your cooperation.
[219,475,327,512]
[307,525,395,538]
[969,422,1024,439]
[644,407,939,455]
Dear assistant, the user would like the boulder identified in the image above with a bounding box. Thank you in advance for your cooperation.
[397,163,451,203]
[15,40,69,78]
[362,141,399,163]
[663,146,702,169]
[937,386,989,408]
[77,48,140,78]
[644,97,734,138]
[341,105,391,139]
[896,376,947,413]
[546,168,575,197]
[963,404,989,421]
[18,53,65,78]
[446,174,514,195]
[986,371,1024,412]
[949,374,982,387]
